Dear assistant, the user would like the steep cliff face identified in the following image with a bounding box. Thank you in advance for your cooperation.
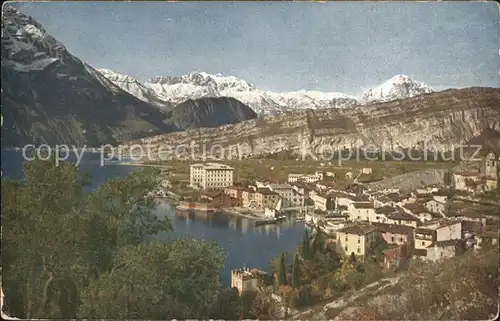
[120,87,500,160]
[168,97,257,130]
[1,6,172,147]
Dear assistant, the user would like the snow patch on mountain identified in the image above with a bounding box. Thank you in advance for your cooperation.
[362,74,434,103]
[2,6,66,71]
[97,69,171,108]
[144,72,358,114]
[99,69,437,114]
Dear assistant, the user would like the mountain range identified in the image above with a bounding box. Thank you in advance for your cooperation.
[1,6,256,147]
[122,87,500,160]
[2,5,498,151]
[97,69,435,114]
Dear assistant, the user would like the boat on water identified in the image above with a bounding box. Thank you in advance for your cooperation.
[254,218,278,226]
[254,199,284,226]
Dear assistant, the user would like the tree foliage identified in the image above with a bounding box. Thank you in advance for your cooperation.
[276,253,288,287]
[291,252,300,288]
[300,229,312,260]
[1,156,226,319]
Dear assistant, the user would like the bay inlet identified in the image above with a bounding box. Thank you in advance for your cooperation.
[1,150,306,284]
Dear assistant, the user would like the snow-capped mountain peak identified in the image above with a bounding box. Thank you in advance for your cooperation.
[146,71,256,93]
[362,74,433,103]
[100,68,437,114]
[141,71,360,114]
[96,68,171,108]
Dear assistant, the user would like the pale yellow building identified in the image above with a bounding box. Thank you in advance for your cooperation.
[485,178,498,191]
[254,188,280,209]
[189,163,234,190]
[231,268,259,294]
[335,224,379,257]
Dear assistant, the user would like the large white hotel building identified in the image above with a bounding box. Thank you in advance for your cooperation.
[189,163,234,190]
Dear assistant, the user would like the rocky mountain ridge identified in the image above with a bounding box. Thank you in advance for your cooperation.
[119,87,500,160]
[361,74,433,103]
[99,69,434,115]
[168,97,257,131]
[96,69,173,110]
[1,6,173,146]
[0,7,256,146]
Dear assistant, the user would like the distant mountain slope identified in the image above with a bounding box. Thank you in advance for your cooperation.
[99,71,439,115]
[362,74,434,103]
[144,72,359,114]
[1,6,172,147]
[0,7,256,147]
[168,97,257,130]
[97,69,173,110]
[120,87,500,160]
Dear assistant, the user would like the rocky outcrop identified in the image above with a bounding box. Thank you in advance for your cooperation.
[168,97,257,130]
[119,87,500,161]
[366,169,447,191]
[0,7,260,147]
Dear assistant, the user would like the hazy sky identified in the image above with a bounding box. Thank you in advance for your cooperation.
[10,1,500,95]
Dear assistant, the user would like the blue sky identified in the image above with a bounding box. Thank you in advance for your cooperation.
[9,1,500,95]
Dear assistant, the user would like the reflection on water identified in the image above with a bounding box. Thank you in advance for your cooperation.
[153,199,306,284]
[1,149,306,286]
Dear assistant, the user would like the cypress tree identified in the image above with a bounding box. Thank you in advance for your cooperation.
[301,230,311,259]
[311,228,324,254]
[277,253,288,286]
[291,252,300,288]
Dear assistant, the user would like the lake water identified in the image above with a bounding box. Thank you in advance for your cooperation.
[1,150,306,284]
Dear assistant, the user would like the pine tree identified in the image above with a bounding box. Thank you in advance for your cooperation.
[291,252,300,288]
[277,253,288,286]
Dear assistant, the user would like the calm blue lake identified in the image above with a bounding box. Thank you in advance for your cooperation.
[1,150,306,284]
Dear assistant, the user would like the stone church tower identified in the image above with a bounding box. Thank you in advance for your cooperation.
[485,151,499,180]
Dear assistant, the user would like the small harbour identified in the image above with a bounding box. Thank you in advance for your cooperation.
[1,150,306,285]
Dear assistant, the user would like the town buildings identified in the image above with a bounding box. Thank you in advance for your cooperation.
[287,171,324,184]
[335,224,379,257]
[372,222,414,248]
[189,163,234,190]
[231,268,259,294]
[200,191,238,209]
[268,183,305,208]
[309,190,334,211]
[254,188,280,210]
[425,239,464,262]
